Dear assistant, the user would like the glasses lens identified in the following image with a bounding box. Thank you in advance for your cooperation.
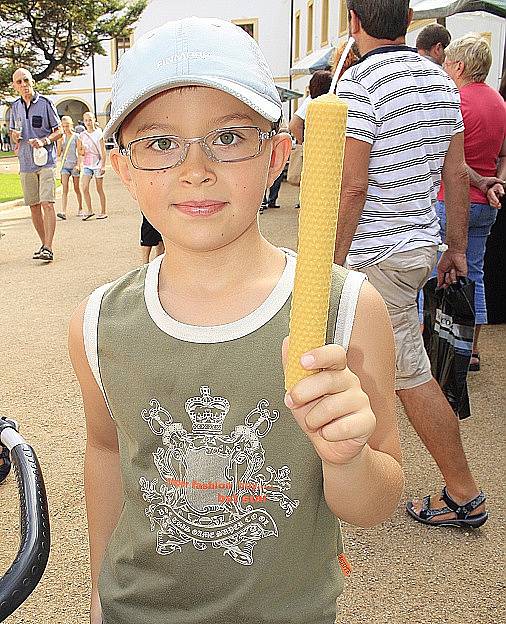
[131,136,184,170]
[206,127,261,162]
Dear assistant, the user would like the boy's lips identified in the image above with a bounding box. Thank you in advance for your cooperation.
[174,201,227,216]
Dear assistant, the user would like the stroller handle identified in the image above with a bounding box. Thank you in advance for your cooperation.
[0,419,50,622]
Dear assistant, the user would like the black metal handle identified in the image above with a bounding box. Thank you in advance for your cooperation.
[0,440,50,621]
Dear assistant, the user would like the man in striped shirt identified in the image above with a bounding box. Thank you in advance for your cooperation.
[334,0,488,528]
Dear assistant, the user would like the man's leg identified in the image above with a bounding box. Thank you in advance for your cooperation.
[267,172,283,207]
[362,247,486,523]
[41,202,56,250]
[397,380,484,518]
[30,204,45,244]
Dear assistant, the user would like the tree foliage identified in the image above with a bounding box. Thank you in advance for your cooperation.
[0,0,147,97]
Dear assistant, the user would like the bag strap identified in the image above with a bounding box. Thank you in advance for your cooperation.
[83,130,102,158]
[60,134,74,165]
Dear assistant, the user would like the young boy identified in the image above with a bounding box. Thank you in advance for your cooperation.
[69,17,403,624]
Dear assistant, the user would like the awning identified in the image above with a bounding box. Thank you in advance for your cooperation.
[290,46,334,76]
[411,0,506,19]
[276,85,304,101]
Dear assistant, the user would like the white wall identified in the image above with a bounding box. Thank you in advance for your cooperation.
[48,0,294,126]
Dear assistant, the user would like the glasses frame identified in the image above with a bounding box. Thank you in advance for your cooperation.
[119,126,277,171]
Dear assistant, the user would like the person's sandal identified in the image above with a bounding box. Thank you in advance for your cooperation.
[32,245,44,260]
[38,247,54,262]
[406,487,488,528]
[469,352,480,372]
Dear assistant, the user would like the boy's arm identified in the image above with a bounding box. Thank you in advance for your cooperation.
[69,300,123,623]
[284,281,403,528]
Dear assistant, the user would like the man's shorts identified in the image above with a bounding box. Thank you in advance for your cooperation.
[140,214,162,247]
[357,246,438,391]
[20,168,55,206]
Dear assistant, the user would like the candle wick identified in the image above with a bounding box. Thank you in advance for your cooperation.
[329,37,355,95]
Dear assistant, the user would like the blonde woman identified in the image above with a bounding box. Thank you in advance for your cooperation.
[440,34,506,370]
[78,111,107,220]
[57,116,83,219]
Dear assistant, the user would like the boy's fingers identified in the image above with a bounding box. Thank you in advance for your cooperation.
[287,368,358,407]
[303,392,366,432]
[299,343,347,372]
[320,410,376,443]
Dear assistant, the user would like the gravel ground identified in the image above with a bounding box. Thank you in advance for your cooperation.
[0,168,504,623]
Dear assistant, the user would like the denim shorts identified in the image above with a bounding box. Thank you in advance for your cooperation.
[83,166,104,178]
[61,166,80,177]
[421,201,498,325]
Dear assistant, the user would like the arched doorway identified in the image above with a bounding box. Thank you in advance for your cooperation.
[56,99,90,125]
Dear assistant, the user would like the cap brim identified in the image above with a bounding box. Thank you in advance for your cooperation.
[104,76,282,141]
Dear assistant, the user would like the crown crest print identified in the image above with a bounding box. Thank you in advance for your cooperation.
[139,387,300,566]
[185,386,229,434]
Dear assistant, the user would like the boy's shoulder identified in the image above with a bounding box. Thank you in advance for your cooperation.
[90,263,149,306]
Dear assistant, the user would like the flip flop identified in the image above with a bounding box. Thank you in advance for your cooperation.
[96,214,108,219]
[82,213,95,221]
[56,213,66,220]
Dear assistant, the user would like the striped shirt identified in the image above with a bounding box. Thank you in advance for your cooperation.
[337,46,464,268]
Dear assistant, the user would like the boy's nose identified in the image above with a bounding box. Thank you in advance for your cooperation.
[178,143,216,186]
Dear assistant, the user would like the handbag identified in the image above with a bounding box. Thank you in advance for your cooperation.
[286,145,303,186]
[422,277,475,419]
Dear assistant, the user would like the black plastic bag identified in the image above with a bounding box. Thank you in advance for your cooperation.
[422,277,475,419]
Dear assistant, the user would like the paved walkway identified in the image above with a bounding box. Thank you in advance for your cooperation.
[0,168,504,623]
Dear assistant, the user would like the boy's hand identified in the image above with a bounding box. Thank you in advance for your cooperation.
[282,339,376,466]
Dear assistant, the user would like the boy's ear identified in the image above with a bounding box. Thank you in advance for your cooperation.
[110,147,138,201]
[267,132,292,188]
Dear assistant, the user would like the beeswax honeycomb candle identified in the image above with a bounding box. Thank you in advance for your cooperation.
[285,93,348,391]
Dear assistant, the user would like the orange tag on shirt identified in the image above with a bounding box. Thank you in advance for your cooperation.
[338,553,352,577]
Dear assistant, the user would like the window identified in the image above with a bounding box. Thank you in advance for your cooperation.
[233,19,258,41]
[321,0,329,46]
[307,1,314,54]
[295,11,301,60]
[339,0,348,36]
[111,32,132,71]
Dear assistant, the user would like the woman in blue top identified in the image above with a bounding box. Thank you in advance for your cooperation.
[57,116,83,219]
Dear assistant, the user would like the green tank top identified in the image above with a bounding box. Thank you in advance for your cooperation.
[83,249,366,624]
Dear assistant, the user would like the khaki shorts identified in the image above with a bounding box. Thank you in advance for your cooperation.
[357,246,438,390]
[20,168,56,206]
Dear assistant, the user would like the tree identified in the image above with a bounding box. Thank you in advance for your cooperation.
[0,0,147,97]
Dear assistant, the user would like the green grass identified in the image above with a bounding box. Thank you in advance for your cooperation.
[0,151,15,159]
[0,172,61,203]
[0,172,23,202]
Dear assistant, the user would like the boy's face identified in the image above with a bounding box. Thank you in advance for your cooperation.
[112,87,291,254]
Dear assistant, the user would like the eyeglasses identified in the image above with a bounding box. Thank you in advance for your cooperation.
[119,126,277,171]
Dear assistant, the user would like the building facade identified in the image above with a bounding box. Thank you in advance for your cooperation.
[1,1,504,127]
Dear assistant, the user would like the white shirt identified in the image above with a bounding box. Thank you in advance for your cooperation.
[294,96,311,121]
[337,46,464,268]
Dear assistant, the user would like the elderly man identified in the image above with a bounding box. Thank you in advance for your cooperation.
[10,68,62,262]
[416,23,451,66]
[335,0,488,528]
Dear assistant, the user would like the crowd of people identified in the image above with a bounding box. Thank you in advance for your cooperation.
[0,3,505,622]
[6,70,109,263]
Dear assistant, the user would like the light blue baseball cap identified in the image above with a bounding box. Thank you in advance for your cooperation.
[104,17,283,141]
